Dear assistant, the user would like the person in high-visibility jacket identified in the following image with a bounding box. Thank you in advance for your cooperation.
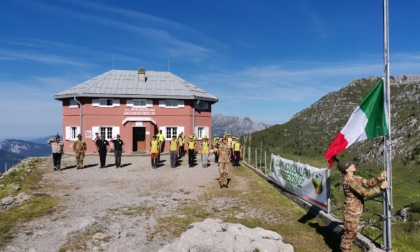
[212,135,220,163]
[233,137,242,167]
[187,135,196,167]
[169,135,178,168]
[201,136,210,168]
[177,132,184,157]
[156,130,165,162]
[149,135,159,168]
[227,134,233,161]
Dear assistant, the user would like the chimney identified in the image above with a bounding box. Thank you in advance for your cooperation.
[138,68,146,82]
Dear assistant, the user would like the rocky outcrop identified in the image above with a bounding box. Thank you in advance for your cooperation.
[159,218,294,252]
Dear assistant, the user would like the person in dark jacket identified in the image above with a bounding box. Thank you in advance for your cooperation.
[111,134,124,168]
[96,134,109,168]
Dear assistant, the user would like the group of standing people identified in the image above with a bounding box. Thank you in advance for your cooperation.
[48,133,124,171]
[89,133,124,169]
[48,131,242,191]
[212,133,242,167]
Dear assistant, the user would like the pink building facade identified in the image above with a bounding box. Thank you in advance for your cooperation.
[54,69,218,154]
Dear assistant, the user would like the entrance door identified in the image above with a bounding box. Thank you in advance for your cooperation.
[133,127,146,152]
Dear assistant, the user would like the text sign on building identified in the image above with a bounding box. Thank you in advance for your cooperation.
[270,154,328,212]
[124,108,156,116]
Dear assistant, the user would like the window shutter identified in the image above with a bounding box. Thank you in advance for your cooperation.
[65,127,71,140]
[92,99,100,107]
[76,126,81,137]
[92,126,99,140]
[204,127,209,138]
[159,126,166,139]
[178,127,184,137]
[112,126,120,139]
[113,99,120,107]
[159,100,165,107]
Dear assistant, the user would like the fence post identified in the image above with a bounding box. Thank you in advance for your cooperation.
[264,151,267,175]
[255,149,258,169]
[260,141,262,168]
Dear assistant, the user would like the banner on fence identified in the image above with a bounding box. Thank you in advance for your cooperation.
[270,154,328,212]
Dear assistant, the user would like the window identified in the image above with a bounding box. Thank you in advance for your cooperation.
[100,127,113,139]
[71,127,78,139]
[69,99,78,108]
[126,99,152,108]
[92,126,120,140]
[159,126,184,140]
[65,126,80,140]
[195,126,209,140]
[166,127,178,139]
[92,98,120,107]
[165,100,178,107]
[196,101,209,110]
[100,99,113,106]
[159,100,184,108]
[133,99,146,107]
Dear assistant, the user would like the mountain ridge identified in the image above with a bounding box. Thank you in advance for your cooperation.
[212,114,271,138]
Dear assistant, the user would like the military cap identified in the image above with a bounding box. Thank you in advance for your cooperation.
[337,160,352,173]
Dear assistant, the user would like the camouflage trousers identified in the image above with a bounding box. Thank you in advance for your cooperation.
[75,152,85,169]
[218,162,229,185]
[340,210,361,252]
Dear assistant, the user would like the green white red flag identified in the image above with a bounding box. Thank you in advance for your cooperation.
[324,79,389,168]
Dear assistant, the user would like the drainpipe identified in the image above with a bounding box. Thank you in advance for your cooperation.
[74,97,83,137]
[193,100,200,134]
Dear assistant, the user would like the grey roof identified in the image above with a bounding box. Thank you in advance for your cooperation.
[54,70,218,103]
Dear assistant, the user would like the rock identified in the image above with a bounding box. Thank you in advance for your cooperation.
[92,232,109,241]
[15,193,31,204]
[1,196,15,206]
[159,218,294,252]
[11,184,21,191]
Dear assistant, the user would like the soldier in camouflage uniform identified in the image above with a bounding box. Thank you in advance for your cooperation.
[337,160,388,252]
[73,134,87,169]
[218,137,231,188]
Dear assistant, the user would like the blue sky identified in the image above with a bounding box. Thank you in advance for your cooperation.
[1,0,419,140]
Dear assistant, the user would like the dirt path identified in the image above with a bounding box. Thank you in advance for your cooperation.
[4,153,220,252]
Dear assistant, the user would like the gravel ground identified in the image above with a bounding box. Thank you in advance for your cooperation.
[4,153,221,252]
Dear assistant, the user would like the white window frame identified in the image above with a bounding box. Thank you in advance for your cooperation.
[165,127,178,139]
[65,126,80,140]
[194,126,209,140]
[92,98,120,107]
[126,99,154,108]
[159,126,184,140]
[158,100,185,108]
[95,126,120,140]
[133,99,146,107]
[69,99,78,108]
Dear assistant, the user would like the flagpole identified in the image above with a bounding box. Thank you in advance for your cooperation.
[383,0,392,250]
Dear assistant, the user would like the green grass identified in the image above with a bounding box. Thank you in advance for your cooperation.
[151,164,346,252]
[0,158,57,247]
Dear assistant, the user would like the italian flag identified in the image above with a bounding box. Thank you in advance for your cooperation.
[324,79,389,168]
